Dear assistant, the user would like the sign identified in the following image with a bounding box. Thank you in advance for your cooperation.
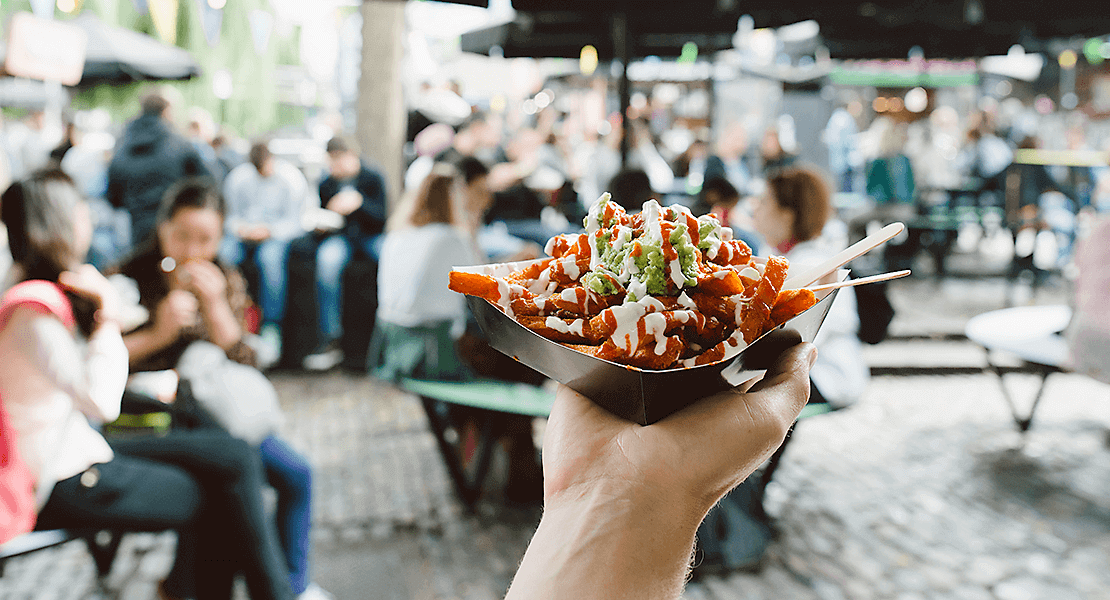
[3,12,88,86]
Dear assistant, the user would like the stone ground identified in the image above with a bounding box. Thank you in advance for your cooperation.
[2,255,1109,600]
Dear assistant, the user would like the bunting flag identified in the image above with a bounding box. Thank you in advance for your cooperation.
[194,0,223,47]
[149,0,179,45]
[29,0,55,19]
[248,10,274,56]
[131,0,150,15]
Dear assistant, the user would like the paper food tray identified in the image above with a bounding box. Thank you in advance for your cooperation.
[458,259,846,425]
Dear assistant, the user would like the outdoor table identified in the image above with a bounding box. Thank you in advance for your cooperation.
[965,304,1072,431]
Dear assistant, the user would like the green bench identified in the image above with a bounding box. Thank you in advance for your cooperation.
[401,378,831,510]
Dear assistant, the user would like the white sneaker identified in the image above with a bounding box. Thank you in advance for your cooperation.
[297,583,335,600]
[256,323,283,369]
[302,341,343,372]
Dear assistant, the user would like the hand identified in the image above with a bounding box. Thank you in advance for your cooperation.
[152,289,199,343]
[542,343,817,514]
[505,343,816,600]
[58,265,121,326]
[180,261,227,307]
[325,190,363,216]
[238,224,271,242]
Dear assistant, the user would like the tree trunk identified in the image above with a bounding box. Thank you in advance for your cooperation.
[358,0,405,210]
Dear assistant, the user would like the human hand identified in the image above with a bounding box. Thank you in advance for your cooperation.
[180,261,227,307]
[153,289,199,343]
[325,190,362,216]
[543,342,816,516]
[58,265,122,326]
[239,224,271,242]
[506,343,816,600]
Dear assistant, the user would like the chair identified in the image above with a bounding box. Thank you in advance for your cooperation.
[965,217,1110,432]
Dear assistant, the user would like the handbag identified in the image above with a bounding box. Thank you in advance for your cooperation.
[0,281,77,544]
[175,341,284,446]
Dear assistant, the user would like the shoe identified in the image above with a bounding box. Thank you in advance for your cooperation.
[302,340,343,372]
[297,583,335,600]
[256,323,282,370]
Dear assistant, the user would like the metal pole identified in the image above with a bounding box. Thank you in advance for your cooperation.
[612,11,632,169]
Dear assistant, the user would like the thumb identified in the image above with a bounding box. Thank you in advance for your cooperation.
[745,342,817,428]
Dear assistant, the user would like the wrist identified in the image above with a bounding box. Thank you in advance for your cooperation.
[508,481,703,600]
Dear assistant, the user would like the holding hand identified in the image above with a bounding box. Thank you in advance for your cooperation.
[325,190,363,216]
[178,261,227,308]
[152,289,199,344]
[58,265,121,327]
[507,343,817,600]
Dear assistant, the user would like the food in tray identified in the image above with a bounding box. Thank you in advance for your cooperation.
[448,193,817,370]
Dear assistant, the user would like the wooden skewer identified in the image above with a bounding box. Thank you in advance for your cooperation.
[782,222,906,290]
[807,270,911,293]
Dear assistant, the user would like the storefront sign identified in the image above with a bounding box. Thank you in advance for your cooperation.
[3,12,87,86]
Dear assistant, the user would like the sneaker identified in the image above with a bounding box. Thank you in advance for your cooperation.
[297,583,335,600]
[256,323,282,370]
[302,340,343,372]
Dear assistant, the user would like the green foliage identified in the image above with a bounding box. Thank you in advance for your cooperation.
[2,0,305,137]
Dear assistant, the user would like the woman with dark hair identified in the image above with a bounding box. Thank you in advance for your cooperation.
[114,179,331,600]
[0,169,293,600]
[751,166,868,409]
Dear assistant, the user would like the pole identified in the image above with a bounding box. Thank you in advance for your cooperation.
[358,0,406,210]
[612,11,632,170]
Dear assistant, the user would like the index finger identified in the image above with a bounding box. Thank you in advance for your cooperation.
[660,343,815,495]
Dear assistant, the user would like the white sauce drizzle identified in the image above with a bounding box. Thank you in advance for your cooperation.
[738,266,760,281]
[677,292,696,310]
[642,312,669,355]
[546,317,585,336]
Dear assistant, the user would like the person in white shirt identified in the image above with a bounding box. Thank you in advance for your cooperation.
[0,169,294,600]
[220,141,312,361]
[370,163,480,380]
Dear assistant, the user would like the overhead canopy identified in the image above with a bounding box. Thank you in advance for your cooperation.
[745,0,1110,58]
[461,0,744,60]
[71,14,201,87]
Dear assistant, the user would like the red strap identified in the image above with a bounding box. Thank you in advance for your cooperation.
[0,281,76,332]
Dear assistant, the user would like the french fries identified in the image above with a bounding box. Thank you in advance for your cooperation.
[449,193,818,370]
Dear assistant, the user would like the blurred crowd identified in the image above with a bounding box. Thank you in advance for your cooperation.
[2,72,1110,594]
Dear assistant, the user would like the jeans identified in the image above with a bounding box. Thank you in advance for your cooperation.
[259,435,313,595]
[39,430,293,600]
[315,234,381,342]
[220,237,293,325]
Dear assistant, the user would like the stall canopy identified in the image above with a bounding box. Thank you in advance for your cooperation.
[460,0,746,166]
[744,0,1110,59]
[72,14,201,87]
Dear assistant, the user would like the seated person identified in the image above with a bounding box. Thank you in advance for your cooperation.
[220,140,312,366]
[370,162,544,502]
[113,179,332,600]
[0,169,294,600]
[607,169,654,213]
[309,136,388,370]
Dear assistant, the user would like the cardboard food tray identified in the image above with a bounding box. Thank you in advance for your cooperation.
[458,259,846,425]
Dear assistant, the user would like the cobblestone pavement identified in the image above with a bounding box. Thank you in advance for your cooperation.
[2,275,1109,599]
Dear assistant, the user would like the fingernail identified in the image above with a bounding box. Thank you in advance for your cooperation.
[807,345,818,367]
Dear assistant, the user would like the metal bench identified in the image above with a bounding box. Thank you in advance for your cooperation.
[400,378,554,511]
[0,529,123,579]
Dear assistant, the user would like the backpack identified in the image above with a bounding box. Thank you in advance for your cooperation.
[692,474,772,573]
[851,267,896,345]
[0,281,77,544]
